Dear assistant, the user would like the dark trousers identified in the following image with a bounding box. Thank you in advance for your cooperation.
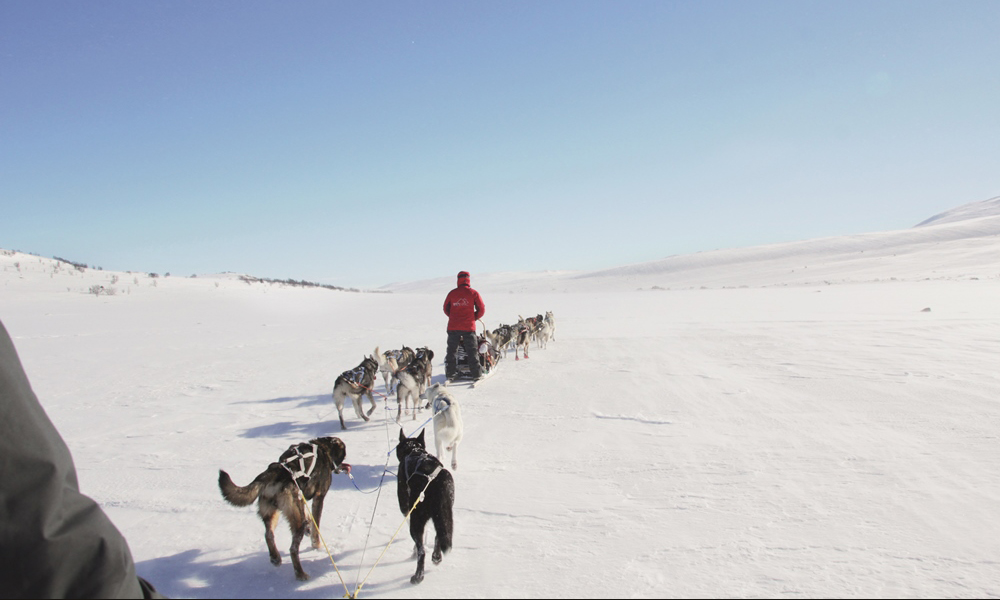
[445,330,481,378]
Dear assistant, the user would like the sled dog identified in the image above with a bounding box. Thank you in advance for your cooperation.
[536,320,552,349]
[333,348,380,429]
[513,322,530,360]
[414,346,435,380]
[218,437,349,581]
[389,353,430,422]
[485,325,513,359]
[428,383,463,470]
[379,346,414,393]
[396,428,454,585]
[544,311,556,341]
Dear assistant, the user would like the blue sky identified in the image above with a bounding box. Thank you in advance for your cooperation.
[3,1,998,288]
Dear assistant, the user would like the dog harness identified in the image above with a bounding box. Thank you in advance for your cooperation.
[403,452,443,487]
[340,366,367,387]
[432,397,451,415]
[280,443,318,490]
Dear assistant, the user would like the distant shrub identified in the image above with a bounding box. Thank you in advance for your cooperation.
[236,274,372,293]
[54,256,88,271]
[89,285,117,297]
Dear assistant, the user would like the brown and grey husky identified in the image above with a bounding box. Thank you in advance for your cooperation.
[218,437,349,581]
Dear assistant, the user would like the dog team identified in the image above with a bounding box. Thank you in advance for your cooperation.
[218,278,555,585]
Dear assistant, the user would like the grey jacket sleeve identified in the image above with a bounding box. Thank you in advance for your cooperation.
[0,320,154,599]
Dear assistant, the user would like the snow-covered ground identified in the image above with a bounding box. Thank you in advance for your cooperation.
[2,196,999,598]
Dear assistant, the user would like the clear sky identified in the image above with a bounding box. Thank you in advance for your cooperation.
[3,1,998,288]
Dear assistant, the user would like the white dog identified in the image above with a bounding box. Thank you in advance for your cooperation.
[427,383,463,470]
[536,321,552,349]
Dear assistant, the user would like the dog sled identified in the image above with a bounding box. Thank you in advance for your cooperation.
[449,328,500,385]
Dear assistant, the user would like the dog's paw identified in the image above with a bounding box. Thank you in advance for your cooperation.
[270,555,282,567]
[296,571,310,581]
[432,550,443,564]
[410,573,424,585]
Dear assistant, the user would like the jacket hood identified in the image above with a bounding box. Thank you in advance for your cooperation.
[457,271,470,287]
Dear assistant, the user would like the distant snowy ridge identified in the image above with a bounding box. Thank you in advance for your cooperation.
[384,195,1000,293]
[915,195,1000,227]
[5,195,1000,296]
[572,209,1000,287]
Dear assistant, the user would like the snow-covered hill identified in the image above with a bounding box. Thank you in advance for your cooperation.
[916,195,1000,227]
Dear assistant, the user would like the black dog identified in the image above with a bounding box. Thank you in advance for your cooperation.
[218,437,349,581]
[396,428,454,584]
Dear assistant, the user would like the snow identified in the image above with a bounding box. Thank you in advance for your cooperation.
[2,197,1000,598]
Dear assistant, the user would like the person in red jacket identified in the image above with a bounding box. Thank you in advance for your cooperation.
[443,270,485,380]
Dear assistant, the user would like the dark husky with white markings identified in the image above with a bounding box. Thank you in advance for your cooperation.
[218,437,349,581]
[396,428,455,584]
[332,348,380,429]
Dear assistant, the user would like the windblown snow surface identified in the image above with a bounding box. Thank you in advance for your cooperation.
[2,196,1000,598]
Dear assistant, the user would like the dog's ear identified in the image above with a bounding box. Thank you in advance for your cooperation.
[399,428,407,443]
[417,429,426,445]
[332,437,346,461]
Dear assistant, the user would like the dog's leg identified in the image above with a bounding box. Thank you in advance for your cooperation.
[353,394,370,422]
[396,388,404,423]
[262,509,282,567]
[366,389,377,417]
[450,442,458,471]
[334,390,348,430]
[310,493,326,550]
[289,529,308,581]
[409,513,428,584]
[289,498,310,581]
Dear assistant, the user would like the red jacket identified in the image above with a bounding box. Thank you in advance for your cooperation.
[443,284,485,332]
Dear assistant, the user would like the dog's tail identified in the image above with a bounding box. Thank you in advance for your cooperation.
[218,467,279,507]
[432,471,456,555]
